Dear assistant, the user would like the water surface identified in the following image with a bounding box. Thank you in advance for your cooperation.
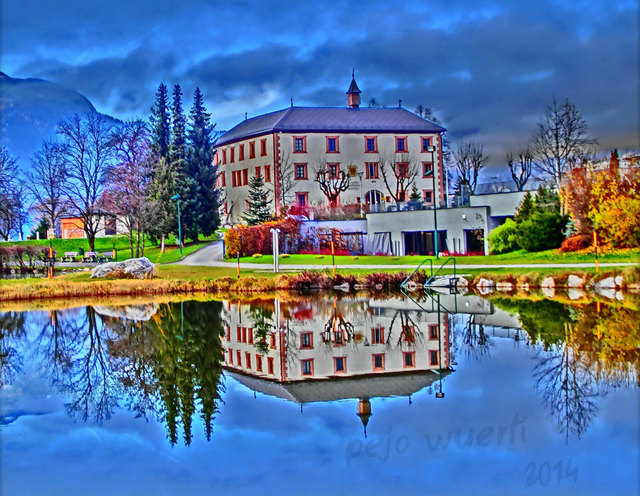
[1,292,638,495]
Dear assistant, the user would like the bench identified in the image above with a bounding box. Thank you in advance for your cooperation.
[82,251,98,262]
[62,251,78,262]
[98,251,114,263]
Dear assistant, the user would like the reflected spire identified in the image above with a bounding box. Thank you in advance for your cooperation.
[357,398,372,437]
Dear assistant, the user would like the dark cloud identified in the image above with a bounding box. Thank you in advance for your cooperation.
[3,0,638,168]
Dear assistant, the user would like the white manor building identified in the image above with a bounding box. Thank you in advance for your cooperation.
[214,76,446,223]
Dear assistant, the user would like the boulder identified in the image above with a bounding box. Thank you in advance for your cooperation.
[615,275,623,287]
[476,277,495,289]
[567,275,585,288]
[496,281,514,292]
[595,277,616,290]
[541,276,555,289]
[94,303,159,321]
[91,257,157,279]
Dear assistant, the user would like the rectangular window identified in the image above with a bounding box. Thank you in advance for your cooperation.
[397,162,409,179]
[333,331,343,345]
[243,168,248,185]
[371,327,385,344]
[260,138,267,156]
[238,144,245,161]
[422,137,431,152]
[236,326,241,342]
[422,162,434,177]
[264,165,271,182]
[230,147,235,163]
[236,350,242,366]
[429,324,439,339]
[328,163,339,179]
[396,136,407,153]
[245,352,252,369]
[301,359,314,376]
[334,356,346,373]
[295,163,308,180]
[365,162,379,179]
[267,356,275,374]
[220,171,226,187]
[326,136,339,153]
[296,192,308,206]
[402,325,415,343]
[255,166,262,177]
[249,141,256,159]
[226,326,231,341]
[242,327,247,343]
[430,350,439,366]
[301,332,313,349]
[228,348,233,364]
[256,355,263,372]
[423,190,433,203]
[222,149,227,165]
[372,353,385,371]
[270,332,276,349]
[404,351,415,368]
[293,136,306,153]
[365,136,378,153]
[248,328,254,344]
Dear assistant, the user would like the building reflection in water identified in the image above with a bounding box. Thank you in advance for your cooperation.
[222,293,463,435]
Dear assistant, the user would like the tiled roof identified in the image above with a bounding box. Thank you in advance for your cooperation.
[215,106,446,146]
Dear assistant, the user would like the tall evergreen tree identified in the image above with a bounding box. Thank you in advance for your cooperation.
[243,174,271,225]
[187,87,220,237]
[148,83,177,252]
[150,83,170,160]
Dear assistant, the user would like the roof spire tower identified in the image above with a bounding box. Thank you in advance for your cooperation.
[346,70,361,109]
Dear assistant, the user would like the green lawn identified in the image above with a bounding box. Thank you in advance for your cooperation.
[233,248,640,266]
[2,233,218,264]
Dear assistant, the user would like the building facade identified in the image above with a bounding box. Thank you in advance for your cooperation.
[214,76,446,224]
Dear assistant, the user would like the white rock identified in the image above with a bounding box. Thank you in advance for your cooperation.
[541,276,555,288]
[476,277,495,289]
[595,277,616,290]
[94,303,159,321]
[496,282,514,292]
[567,275,584,288]
[568,288,584,300]
[615,275,623,287]
[91,257,157,279]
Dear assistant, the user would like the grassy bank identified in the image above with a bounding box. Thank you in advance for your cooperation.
[235,248,640,266]
[1,263,638,304]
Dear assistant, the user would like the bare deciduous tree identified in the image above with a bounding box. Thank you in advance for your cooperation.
[532,97,596,187]
[313,158,351,208]
[104,120,152,257]
[277,149,296,208]
[57,114,116,252]
[27,140,68,235]
[379,153,418,202]
[0,147,22,240]
[452,140,488,195]
[507,146,534,191]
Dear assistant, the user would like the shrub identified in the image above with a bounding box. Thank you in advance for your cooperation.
[252,253,263,258]
[515,212,567,252]
[487,219,519,254]
[559,234,591,253]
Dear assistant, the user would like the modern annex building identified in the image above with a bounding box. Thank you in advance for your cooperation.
[214,76,446,223]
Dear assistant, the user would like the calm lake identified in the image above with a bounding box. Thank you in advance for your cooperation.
[1,291,638,495]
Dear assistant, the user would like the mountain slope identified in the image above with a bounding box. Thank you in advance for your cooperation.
[0,72,118,169]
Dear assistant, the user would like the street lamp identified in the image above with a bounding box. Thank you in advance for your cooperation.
[357,170,364,217]
[170,194,182,255]
[426,145,439,259]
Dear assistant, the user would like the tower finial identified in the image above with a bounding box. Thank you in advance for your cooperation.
[352,68,355,78]
[290,98,293,107]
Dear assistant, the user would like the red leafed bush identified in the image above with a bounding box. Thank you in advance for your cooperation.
[225,217,300,257]
[559,234,592,253]
[283,271,332,291]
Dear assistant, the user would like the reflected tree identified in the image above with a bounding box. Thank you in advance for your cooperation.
[460,317,491,360]
[533,323,599,441]
[0,311,26,386]
[249,305,274,355]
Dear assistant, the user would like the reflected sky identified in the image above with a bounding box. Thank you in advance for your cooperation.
[1,295,638,495]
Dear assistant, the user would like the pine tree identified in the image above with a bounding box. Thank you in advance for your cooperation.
[243,174,271,226]
[169,84,192,244]
[150,83,170,160]
[409,185,422,202]
[187,87,219,238]
[514,191,534,224]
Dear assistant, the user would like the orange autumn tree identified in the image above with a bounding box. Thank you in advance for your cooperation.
[563,150,640,250]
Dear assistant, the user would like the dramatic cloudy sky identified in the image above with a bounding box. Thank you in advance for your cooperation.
[2,0,638,167]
